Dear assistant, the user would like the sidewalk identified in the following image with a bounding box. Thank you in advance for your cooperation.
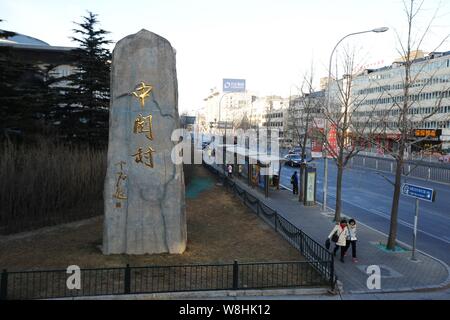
[202,288,450,300]
[217,170,450,294]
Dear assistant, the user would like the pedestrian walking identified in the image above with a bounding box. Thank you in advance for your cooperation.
[328,219,349,263]
[227,164,233,178]
[291,171,298,195]
[346,219,358,262]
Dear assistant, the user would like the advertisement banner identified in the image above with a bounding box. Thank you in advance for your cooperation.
[311,130,323,158]
[223,79,246,92]
[376,138,384,155]
[327,124,338,159]
[310,118,325,158]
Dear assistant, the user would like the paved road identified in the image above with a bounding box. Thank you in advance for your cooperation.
[279,159,450,265]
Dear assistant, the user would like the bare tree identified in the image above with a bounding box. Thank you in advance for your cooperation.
[320,48,387,221]
[287,68,323,201]
[373,0,450,250]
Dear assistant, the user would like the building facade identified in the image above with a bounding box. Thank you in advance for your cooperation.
[286,91,325,149]
[346,51,450,153]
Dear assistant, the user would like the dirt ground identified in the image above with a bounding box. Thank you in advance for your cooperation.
[0,166,303,271]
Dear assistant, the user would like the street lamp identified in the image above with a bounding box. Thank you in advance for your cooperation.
[218,91,235,136]
[322,27,389,212]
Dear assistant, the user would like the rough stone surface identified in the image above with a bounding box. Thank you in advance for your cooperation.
[103,29,186,255]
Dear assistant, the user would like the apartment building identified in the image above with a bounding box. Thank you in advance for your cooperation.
[349,51,450,152]
[201,88,258,131]
[259,96,290,147]
[286,91,325,149]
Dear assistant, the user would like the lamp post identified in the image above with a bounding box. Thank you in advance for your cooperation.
[218,91,236,136]
[322,27,389,212]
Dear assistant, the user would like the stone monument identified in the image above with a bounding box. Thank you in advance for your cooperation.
[103,29,186,255]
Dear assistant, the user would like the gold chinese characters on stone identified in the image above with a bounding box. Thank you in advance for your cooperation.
[130,82,156,168]
[132,146,155,168]
[113,161,127,200]
[134,114,153,140]
[132,82,153,109]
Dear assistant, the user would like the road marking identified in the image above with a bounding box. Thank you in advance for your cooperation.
[280,183,450,245]
[339,198,450,245]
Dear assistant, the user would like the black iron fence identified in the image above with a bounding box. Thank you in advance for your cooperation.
[0,164,335,300]
[204,164,335,290]
[0,260,328,300]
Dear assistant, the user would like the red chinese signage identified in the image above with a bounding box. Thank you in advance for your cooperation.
[311,130,323,158]
[327,124,338,159]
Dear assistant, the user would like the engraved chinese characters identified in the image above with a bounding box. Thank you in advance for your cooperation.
[103,29,187,255]
[131,83,155,168]
[134,114,154,139]
[113,161,127,208]
[132,82,153,109]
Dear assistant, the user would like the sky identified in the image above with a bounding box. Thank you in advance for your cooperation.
[1,0,450,114]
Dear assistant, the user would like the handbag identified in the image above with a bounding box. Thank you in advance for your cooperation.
[331,225,346,243]
[331,230,340,243]
[325,238,331,250]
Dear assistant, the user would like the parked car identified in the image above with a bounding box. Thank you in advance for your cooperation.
[288,146,313,160]
[289,146,311,155]
[288,146,302,155]
[284,154,303,167]
[438,154,450,163]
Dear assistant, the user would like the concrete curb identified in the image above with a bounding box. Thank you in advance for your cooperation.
[53,287,331,300]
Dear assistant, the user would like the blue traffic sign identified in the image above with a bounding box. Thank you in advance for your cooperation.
[401,183,435,202]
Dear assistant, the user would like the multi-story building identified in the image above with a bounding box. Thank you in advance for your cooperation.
[201,87,258,131]
[286,91,325,149]
[200,87,295,146]
[349,51,450,153]
[259,96,291,147]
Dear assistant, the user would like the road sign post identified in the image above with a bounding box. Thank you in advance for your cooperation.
[412,198,419,261]
[401,183,435,261]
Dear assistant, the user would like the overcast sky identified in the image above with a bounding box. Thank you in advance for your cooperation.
[1,0,450,113]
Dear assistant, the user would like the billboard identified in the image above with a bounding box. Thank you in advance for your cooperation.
[223,79,246,92]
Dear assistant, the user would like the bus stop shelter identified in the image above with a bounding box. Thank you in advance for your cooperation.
[224,146,286,198]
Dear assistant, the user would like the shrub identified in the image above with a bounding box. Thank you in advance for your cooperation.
[0,138,106,234]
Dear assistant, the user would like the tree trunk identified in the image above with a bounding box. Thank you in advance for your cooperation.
[299,165,304,202]
[298,148,307,202]
[299,112,309,203]
[387,155,404,250]
[334,163,344,222]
